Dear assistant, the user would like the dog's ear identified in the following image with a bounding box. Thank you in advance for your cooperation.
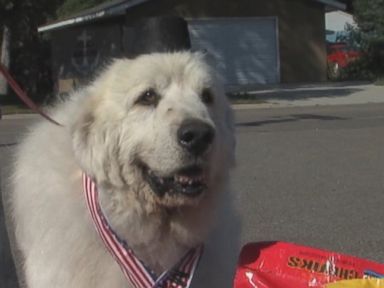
[69,95,101,179]
[224,104,236,168]
[69,60,136,186]
[69,89,128,187]
[73,106,95,150]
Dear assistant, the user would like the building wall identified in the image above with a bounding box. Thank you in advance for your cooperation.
[126,0,327,83]
[277,1,327,82]
[50,20,123,94]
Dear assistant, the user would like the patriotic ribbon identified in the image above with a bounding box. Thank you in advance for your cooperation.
[83,173,204,288]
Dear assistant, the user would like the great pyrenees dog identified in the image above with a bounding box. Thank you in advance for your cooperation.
[11,52,235,288]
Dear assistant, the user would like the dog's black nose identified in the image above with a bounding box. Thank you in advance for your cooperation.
[177,119,215,156]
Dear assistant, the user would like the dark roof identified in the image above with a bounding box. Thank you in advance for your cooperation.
[38,0,150,32]
[317,0,347,11]
[336,0,353,12]
[63,0,153,20]
[38,0,346,33]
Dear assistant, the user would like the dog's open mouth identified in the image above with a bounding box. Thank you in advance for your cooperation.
[142,164,207,198]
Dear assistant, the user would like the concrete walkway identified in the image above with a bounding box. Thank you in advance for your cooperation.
[232,82,384,110]
[2,82,383,118]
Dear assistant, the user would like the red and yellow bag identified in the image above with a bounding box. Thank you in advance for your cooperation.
[234,242,384,288]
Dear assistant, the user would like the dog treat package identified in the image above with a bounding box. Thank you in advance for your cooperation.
[233,242,384,288]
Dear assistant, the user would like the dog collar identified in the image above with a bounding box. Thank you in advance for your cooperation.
[82,173,204,288]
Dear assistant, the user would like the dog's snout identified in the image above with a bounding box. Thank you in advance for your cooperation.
[177,119,215,156]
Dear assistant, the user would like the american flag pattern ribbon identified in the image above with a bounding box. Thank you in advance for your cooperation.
[83,173,204,288]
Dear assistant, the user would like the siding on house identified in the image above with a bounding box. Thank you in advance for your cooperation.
[45,0,329,93]
[124,0,327,83]
[189,18,280,86]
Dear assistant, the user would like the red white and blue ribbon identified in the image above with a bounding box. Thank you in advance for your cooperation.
[83,173,204,288]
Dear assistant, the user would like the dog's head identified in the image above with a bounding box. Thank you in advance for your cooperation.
[70,52,235,208]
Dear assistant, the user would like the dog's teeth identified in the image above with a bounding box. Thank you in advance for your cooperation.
[174,175,180,182]
[174,174,206,185]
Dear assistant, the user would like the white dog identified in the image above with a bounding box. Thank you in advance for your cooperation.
[11,52,235,288]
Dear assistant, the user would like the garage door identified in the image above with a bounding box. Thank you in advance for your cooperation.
[188,18,280,86]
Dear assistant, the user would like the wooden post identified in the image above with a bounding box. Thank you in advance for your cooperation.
[0,25,10,96]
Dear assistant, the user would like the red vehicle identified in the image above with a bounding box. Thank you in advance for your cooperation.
[327,42,362,79]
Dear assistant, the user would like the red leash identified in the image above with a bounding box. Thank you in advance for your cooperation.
[0,63,62,126]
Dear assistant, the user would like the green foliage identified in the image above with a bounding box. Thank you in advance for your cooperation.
[375,76,384,85]
[0,0,63,104]
[339,56,376,81]
[335,1,384,81]
[0,0,15,24]
[349,0,384,79]
[0,0,62,26]
[340,24,364,49]
[57,0,108,18]
[0,0,111,104]
[353,0,384,43]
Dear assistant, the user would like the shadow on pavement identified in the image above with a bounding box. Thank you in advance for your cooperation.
[0,143,18,148]
[237,113,348,127]
[245,87,364,101]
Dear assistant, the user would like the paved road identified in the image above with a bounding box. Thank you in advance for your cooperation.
[1,103,384,286]
[235,82,384,109]
[233,104,384,260]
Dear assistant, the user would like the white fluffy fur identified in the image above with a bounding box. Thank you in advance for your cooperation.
[11,52,235,288]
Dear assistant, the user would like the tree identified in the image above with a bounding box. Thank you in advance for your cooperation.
[352,0,384,76]
[0,0,63,103]
[57,0,108,18]
[354,0,384,43]
[0,0,110,104]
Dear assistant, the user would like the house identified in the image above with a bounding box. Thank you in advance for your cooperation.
[38,0,347,93]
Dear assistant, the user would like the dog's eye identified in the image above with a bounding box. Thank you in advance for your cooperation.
[136,89,159,106]
[201,88,214,105]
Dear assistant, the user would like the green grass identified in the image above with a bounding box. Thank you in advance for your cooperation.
[227,92,267,104]
[1,104,33,115]
[374,76,384,86]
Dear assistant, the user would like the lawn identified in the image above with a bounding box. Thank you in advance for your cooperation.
[226,92,267,104]
[1,104,33,115]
